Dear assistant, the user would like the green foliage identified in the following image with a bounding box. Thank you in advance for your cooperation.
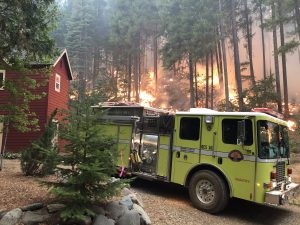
[50,95,126,221]
[243,75,278,111]
[0,0,58,66]
[21,110,60,176]
[0,74,46,133]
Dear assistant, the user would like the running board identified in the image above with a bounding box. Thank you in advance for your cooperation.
[132,172,168,182]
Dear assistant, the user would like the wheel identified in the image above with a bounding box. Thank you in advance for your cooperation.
[188,170,229,214]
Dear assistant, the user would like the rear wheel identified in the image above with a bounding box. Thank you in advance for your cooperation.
[188,170,229,214]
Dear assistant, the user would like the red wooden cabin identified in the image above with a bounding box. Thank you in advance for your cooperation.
[0,49,73,152]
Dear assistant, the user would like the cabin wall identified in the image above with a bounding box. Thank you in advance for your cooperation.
[0,71,49,152]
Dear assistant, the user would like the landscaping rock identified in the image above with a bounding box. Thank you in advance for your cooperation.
[47,203,66,213]
[21,203,44,212]
[129,193,144,208]
[0,208,22,225]
[120,195,133,210]
[93,214,115,225]
[116,210,140,225]
[21,209,51,225]
[121,187,133,196]
[106,201,128,221]
[65,216,92,225]
[91,205,106,215]
[0,211,7,220]
[133,204,151,225]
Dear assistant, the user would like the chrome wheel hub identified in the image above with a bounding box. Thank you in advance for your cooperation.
[196,179,215,204]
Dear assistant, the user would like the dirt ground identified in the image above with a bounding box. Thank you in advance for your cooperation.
[0,154,300,225]
[0,160,55,212]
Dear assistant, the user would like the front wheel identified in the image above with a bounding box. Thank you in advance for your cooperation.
[188,170,229,214]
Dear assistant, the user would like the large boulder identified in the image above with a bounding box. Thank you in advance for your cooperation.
[129,193,144,208]
[106,201,128,221]
[133,204,151,225]
[93,214,115,225]
[116,210,140,225]
[0,208,22,225]
[21,203,44,212]
[120,196,133,210]
[21,209,51,225]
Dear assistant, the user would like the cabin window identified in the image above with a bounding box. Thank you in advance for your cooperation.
[55,74,61,92]
[222,119,253,145]
[0,70,5,90]
[179,117,200,140]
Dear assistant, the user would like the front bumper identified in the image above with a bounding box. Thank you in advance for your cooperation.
[265,183,299,205]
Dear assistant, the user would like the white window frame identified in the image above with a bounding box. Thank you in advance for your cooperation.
[55,73,61,92]
[0,70,5,90]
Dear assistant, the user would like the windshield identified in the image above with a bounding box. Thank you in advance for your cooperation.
[258,121,289,159]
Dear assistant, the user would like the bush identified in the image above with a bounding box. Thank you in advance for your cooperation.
[20,110,60,176]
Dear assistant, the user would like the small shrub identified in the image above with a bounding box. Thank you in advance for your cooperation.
[21,110,60,176]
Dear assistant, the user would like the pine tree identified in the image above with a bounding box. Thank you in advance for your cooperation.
[0,0,57,65]
[49,95,126,221]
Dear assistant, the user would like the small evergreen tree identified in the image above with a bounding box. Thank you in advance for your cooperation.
[49,95,126,221]
[20,109,60,176]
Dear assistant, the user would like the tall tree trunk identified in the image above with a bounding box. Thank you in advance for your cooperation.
[230,0,243,111]
[244,0,255,86]
[216,43,223,89]
[93,47,100,88]
[153,35,158,94]
[194,63,199,107]
[272,1,283,113]
[133,53,139,103]
[188,54,195,108]
[219,0,230,111]
[259,2,267,78]
[295,0,300,39]
[277,0,289,117]
[205,53,209,108]
[127,54,132,102]
[211,51,214,110]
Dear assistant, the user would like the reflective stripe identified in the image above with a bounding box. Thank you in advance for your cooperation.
[173,146,181,151]
[257,158,288,163]
[159,144,169,150]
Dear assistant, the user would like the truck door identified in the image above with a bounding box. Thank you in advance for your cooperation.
[171,116,201,185]
[217,117,256,201]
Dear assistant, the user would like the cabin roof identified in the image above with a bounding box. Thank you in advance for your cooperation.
[29,49,73,80]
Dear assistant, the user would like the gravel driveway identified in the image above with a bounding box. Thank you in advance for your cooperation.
[132,178,300,225]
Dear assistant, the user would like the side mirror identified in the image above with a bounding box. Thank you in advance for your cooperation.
[237,120,246,145]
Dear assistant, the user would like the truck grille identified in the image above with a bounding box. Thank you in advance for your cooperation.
[275,161,285,190]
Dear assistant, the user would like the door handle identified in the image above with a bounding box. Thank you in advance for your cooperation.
[176,151,180,158]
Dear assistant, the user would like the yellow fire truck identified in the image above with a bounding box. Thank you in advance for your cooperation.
[94,103,299,213]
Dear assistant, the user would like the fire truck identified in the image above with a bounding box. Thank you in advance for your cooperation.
[94,103,299,213]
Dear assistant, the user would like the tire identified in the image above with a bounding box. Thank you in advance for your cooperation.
[188,170,229,214]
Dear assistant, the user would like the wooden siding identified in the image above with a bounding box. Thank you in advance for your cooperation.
[47,56,70,150]
[0,71,49,152]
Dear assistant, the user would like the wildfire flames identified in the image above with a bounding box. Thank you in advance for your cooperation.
[140,91,155,107]
[287,120,297,132]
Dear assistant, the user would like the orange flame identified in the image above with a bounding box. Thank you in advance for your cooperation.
[140,91,155,107]
[287,120,297,132]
